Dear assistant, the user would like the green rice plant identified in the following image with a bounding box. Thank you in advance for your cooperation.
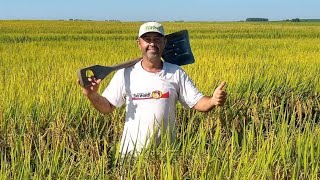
[0,20,320,179]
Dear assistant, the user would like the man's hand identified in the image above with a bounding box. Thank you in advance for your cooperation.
[78,77,101,97]
[193,81,228,112]
[211,81,227,106]
[78,77,115,114]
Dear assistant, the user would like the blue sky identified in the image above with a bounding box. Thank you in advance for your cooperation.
[1,0,319,21]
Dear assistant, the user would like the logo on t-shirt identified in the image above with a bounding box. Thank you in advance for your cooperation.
[132,90,169,100]
[151,90,162,99]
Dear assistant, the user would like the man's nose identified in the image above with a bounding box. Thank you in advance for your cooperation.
[149,41,155,46]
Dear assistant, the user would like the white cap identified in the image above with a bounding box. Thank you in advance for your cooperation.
[138,22,165,37]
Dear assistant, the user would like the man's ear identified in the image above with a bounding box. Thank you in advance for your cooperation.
[137,38,141,49]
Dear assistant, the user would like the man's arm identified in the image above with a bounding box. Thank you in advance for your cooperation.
[79,78,115,114]
[87,92,115,114]
[193,81,227,112]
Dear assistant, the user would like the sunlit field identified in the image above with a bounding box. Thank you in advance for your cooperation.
[0,20,320,179]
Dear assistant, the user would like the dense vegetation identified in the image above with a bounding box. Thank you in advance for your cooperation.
[0,20,320,179]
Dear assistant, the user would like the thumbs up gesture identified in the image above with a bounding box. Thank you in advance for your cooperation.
[212,81,227,106]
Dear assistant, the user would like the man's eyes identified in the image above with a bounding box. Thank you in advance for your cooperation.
[143,37,161,42]
[144,38,161,42]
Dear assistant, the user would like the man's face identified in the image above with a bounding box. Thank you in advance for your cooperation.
[137,32,166,59]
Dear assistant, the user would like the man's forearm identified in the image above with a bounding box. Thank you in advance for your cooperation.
[87,93,115,114]
[193,96,216,112]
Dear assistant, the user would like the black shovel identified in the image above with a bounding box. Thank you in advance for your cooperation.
[78,30,194,87]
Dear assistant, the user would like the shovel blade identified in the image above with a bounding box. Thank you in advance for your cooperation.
[162,30,194,66]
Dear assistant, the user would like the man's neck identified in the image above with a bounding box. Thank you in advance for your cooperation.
[141,57,163,73]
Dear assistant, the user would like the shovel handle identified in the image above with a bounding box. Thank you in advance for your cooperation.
[78,66,96,87]
[78,58,141,87]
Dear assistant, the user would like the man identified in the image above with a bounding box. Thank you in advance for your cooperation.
[79,22,227,155]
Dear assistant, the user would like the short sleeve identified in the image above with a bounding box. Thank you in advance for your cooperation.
[101,70,126,107]
[178,69,204,108]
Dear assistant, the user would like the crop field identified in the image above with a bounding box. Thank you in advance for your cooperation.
[0,20,320,179]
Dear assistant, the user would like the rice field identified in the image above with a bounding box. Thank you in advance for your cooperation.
[0,20,320,179]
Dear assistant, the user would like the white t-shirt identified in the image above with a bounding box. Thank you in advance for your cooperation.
[102,60,203,154]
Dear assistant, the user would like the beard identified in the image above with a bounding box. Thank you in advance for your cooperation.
[146,51,160,59]
[144,47,162,59]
